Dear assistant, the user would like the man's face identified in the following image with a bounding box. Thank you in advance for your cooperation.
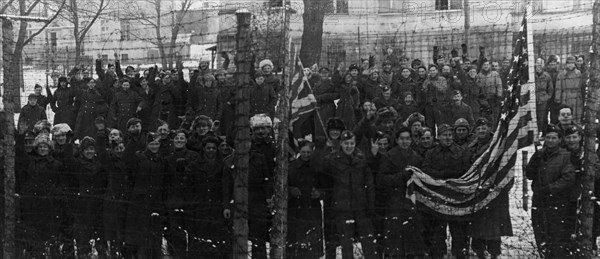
[475,125,490,139]
[95,123,106,131]
[468,69,477,78]
[28,98,37,106]
[438,130,454,147]
[158,125,170,139]
[37,143,50,156]
[219,141,232,156]
[262,65,273,75]
[401,69,411,78]
[197,124,210,136]
[83,146,96,160]
[341,137,356,155]
[173,133,187,149]
[566,62,576,70]
[361,60,369,69]
[34,87,42,95]
[565,132,581,150]
[442,66,451,74]
[122,82,130,91]
[350,69,359,77]
[24,139,34,152]
[205,79,214,88]
[491,62,500,71]
[147,141,160,153]
[113,143,125,157]
[204,142,218,159]
[544,132,561,149]
[437,58,445,66]
[253,125,270,139]
[455,127,469,140]
[482,62,491,71]
[453,93,463,104]
[502,60,510,69]
[109,129,121,142]
[128,123,142,134]
[255,76,265,85]
[369,72,379,81]
[381,120,394,132]
[303,68,312,78]
[396,132,412,150]
[400,58,409,68]
[377,138,389,152]
[54,134,67,145]
[200,61,209,70]
[329,129,341,140]
[299,145,313,161]
[411,122,422,135]
[386,48,393,55]
[577,57,584,67]
[428,67,438,77]
[319,70,330,79]
[383,90,392,98]
[420,131,433,147]
[163,76,172,85]
[405,94,414,104]
[383,64,392,72]
[549,61,557,69]
[559,108,573,125]
[463,61,471,70]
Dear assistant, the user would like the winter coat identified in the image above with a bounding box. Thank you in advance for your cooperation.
[421,75,451,106]
[372,96,400,111]
[186,155,225,222]
[336,82,360,130]
[124,147,167,247]
[249,82,277,118]
[422,143,471,180]
[187,84,222,121]
[74,88,104,140]
[109,89,144,132]
[321,149,375,214]
[468,133,513,240]
[397,101,419,122]
[313,77,339,137]
[99,148,130,242]
[17,104,47,133]
[379,70,395,88]
[48,85,76,127]
[287,157,324,257]
[360,78,382,104]
[20,154,62,241]
[456,67,481,117]
[392,75,419,100]
[165,148,200,209]
[476,70,503,100]
[526,147,576,201]
[377,146,426,256]
[535,71,553,105]
[450,102,475,125]
[264,73,281,94]
[554,68,584,122]
[218,79,236,135]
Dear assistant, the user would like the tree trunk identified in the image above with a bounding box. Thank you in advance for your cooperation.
[75,37,82,67]
[2,21,22,113]
[2,18,17,259]
[580,1,600,257]
[232,11,253,259]
[298,0,326,67]
[270,7,292,259]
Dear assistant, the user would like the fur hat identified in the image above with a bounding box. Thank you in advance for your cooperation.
[126,117,142,130]
[326,117,346,132]
[340,130,355,141]
[407,112,425,127]
[58,76,69,86]
[475,117,489,128]
[377,108,397,122]
[259,59,274,69]
[250,114,272,128]
[254,70,265,79]
[33,133,54,151]
[79,136,96,152]
[33,120,52,135]
[51,123,72,136]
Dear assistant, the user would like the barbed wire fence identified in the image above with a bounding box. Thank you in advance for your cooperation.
[1,0,598,258]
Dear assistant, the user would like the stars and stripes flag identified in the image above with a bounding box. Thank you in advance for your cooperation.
[289,43,317,131]
[406,13,535,216]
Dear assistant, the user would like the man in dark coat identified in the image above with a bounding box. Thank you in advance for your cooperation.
[320,130,377,259]
[187,74,222,122]
[421,124,472,259]
[48,76,77,127]
[33,84,51,111]
[109,78,144,132]
[249,72,277,118]
[18,94,47,134]
[259,59,281,94]
[468,118,513,259]
[526,125,576,258]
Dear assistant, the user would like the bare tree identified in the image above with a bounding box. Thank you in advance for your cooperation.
[55,0,111,66]
[123,0,192,69]
[298,0,328,67]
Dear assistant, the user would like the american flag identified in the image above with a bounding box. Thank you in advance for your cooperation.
[289,43,317,131]
[406,13,535,216]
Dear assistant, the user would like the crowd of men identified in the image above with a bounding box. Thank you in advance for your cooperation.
[3,43,596,259]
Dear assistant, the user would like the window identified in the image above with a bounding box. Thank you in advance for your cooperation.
[435,0,461,10]
[121,54,129,62]
[379,0,404,13]
[326,0,348,14]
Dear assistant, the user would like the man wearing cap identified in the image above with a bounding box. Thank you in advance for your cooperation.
[380,60,395,88]
[321,130,377,259]
[555,105,582,143]
[526,125,576,258]
[453,118,473,149]
[468,118,494,160]
[33,84,51,111]
[455,62,481,121]
[476,60,503,128]
[554,56,584,123]
[450,90,474,125]
[360,69,382,105]
[249,71,277,118]
[422,65,451,129]
[313,66,339,138]
[18,94,48,134]
[421,124,472,259]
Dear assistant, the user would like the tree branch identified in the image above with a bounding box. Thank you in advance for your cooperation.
[24,0,41,15]
[78,0,107,42]
[23,0,66,46]
[0,0,16,14]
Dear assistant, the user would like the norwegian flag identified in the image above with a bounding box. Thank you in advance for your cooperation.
[289,44,317,131]
[406,13,535,216]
